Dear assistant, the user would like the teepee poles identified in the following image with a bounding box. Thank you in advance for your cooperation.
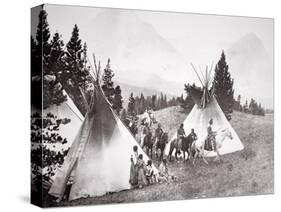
[191,63,204,87]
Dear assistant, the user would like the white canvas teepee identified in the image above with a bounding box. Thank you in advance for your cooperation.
[49,85,158,201]
[165,64,244,157]
[42,91,84,152]
[31,76,84,152]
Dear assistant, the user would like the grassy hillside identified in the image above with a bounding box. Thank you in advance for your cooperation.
[59,106,273,206]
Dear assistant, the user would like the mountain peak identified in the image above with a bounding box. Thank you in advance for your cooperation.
[228,32,267,59]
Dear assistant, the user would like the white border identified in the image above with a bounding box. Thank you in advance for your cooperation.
[0,0,279,211]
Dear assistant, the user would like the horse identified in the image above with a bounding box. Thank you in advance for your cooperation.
[155,132,168,160]
[123,118,138,138]
[192,128,233,165]
[168,134,197,162]
[129,121,138,138]
[143,132,154,158]
[140,110,157,127]
[181,133,197,162]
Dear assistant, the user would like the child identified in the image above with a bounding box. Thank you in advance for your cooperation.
[146,160,154,184]
[158,159,176,183]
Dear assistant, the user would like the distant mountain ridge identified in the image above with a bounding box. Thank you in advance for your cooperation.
[84,10,273,109]
[117,81,175,109]
[226,32,273,109]
[86,9,193,96]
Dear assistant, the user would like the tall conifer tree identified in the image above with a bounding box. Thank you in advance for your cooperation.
[212,51,234,120]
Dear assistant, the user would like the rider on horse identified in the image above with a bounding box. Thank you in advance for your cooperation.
[141,122,150,147]
[189,128,198,141]
[155,123,163,144]
[205,118,217,151]
[177,123,186,151]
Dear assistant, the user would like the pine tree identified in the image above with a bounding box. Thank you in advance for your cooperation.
[47,32,64,76]
[31,36,37,76]
[152,95,157,110]
[160,93,164,109]
[65,24,88,86]
[140,93,145,114]
[31,9,66,109]
[102,59,115,103]
[234,95,242,111]
[257,103,265,116]
[163,94,167,108]
[31,112,71,199]
[128,93,136,117]
[180,84,195,112]
[101,59,123,115]
[212,51,234,120]
[112,85,123,115]
[35,9,51,75]
[62,24,89,115]
[243,99,249,113]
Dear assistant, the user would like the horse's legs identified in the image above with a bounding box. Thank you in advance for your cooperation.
[214,150,221,162]
[188,145,192,160]
[175,150,179,161]
[193,151,198,166]
[155,147,158,159]
[169,146,174,161]
[201,149,208,164]
[183,151,186,162]
[160,149,163,160]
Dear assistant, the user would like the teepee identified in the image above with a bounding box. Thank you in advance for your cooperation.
[165,64,244,157]
[49,59,157,201]
[31,76,84,152]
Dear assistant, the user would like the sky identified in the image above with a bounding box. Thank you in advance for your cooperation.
[31,4,274,108]
[32,4,273,63]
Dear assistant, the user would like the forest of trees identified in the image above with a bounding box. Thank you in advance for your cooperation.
[234,95,265,116]
[120,92,178,122]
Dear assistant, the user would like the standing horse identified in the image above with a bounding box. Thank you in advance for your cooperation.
[182,133,197,162]
[168,134,196,162]
[168,138,181,161]
[156,132,168,160]
[143,132,154,158]
[192,128,233,165]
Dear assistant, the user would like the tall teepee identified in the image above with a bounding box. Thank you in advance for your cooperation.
[49,57,157,201]
[165,64,244,157]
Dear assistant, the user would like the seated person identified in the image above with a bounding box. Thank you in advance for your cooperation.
[158,159,176,183]
[146,160,155,184]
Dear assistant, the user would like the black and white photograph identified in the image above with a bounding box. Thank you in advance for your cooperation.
[30,4,274,208]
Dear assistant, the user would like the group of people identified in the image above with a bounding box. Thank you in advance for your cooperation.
[176,118,217,152]
[129,145,174,189]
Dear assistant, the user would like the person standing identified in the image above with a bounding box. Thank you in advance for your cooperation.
[129,145,139,186]
[135,154,148,188]
[206,118,217,151]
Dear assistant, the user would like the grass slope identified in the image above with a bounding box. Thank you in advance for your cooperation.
[59,106,273,206]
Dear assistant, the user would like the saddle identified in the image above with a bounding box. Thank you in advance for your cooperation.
[175,137,183,150]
